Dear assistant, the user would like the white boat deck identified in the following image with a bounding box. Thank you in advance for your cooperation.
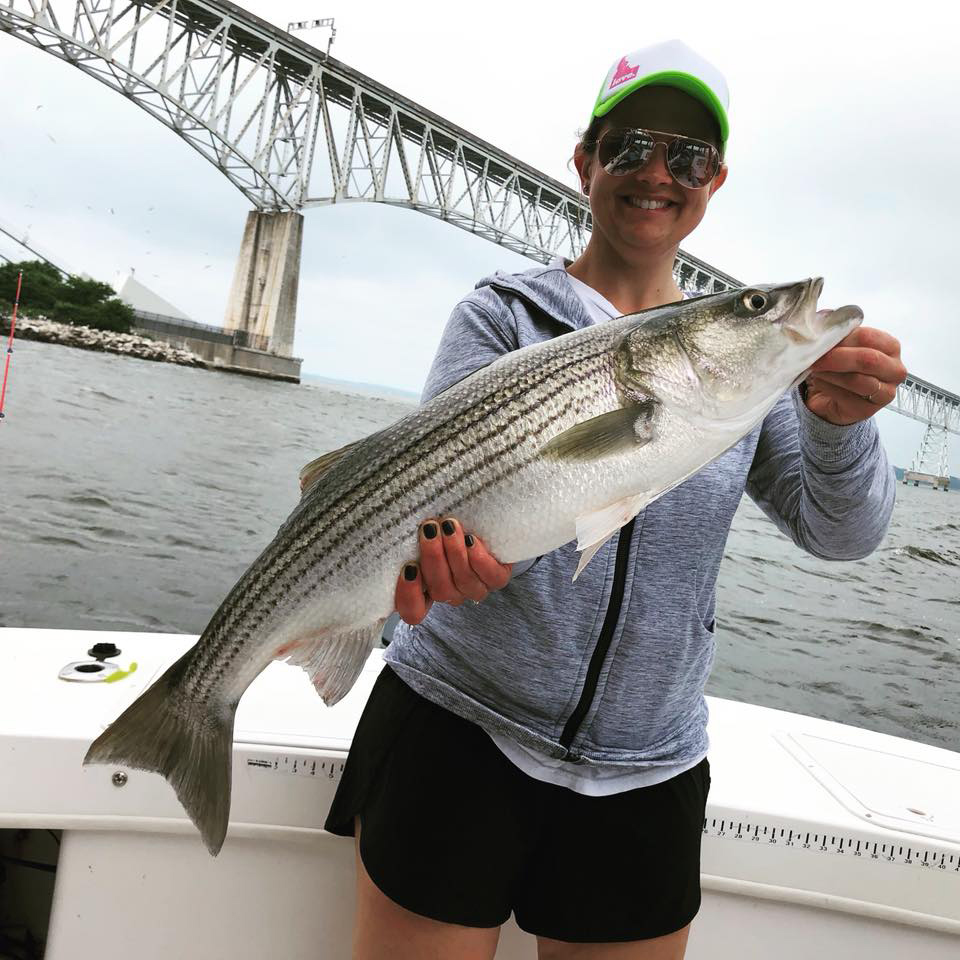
[1,627,958,958]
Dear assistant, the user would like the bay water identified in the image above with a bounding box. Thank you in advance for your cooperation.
[2,338,958,753]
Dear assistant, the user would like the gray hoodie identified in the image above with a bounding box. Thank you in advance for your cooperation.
[384,259,895,769]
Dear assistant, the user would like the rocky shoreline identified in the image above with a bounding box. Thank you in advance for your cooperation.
[0,313,206,368]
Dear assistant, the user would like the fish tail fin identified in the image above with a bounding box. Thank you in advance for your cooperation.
[83,648,236,857]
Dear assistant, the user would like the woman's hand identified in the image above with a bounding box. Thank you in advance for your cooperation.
[395,518,513,626]
[803,326,908,426]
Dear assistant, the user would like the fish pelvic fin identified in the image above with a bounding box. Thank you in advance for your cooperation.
[541,400,658,463]
[283,620,385,707]
[83,647,235,857]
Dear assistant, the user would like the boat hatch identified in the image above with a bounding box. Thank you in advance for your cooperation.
[777,731,960,845]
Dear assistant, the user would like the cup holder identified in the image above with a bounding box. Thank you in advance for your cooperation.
[59,660,122,682]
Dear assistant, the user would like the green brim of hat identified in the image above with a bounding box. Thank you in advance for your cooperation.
[592,70,729,147]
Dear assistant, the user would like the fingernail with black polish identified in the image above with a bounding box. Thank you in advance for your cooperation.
[404,564,418,581]
[465,534,475,548]
[441,520,455,536]
[423,523,438,540]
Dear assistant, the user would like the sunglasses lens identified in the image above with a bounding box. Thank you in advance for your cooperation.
[666,139,719,188]
[596,128,719,188]
[599,129,656,175]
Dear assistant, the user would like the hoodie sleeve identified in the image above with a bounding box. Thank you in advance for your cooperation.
[421,294,518,404]
[744,385,896,560]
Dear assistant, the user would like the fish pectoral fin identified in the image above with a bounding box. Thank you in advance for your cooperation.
[282,620,385,706]
[298,439,364,498]
[571,491,653,582]
[540,400,658,462]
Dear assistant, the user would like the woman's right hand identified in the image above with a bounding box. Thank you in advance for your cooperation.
[395,517,513,625]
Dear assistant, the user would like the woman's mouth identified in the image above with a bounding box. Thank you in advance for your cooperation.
[621,196,677,211]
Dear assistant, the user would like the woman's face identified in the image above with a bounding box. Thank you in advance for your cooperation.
[575,85,728,260]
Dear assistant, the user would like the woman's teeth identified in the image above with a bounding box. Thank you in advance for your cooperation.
[625,197,672,209]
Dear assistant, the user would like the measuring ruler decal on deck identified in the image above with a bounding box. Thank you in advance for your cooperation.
[245,752,346,780]
[702,812,960,874]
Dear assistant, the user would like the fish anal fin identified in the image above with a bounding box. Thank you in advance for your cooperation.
[571,491,652,582]
[299,439,363,498]
[281,621,385,706]
[541,400,658,463]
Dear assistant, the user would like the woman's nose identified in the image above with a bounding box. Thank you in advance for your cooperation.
[633,141,673,185]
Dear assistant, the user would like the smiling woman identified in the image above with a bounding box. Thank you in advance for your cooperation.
[568,84,727,310]
[319,38,903,960]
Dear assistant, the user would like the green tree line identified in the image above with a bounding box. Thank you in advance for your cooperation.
[0,259,135,333]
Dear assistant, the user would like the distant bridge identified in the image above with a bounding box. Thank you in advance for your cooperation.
[0,0,737,362]
[0,215,72,277]
[888,375,959,490]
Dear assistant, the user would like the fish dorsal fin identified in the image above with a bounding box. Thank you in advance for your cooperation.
[299,439,363,498]
[541,400,658,462]
[571,491,652,582]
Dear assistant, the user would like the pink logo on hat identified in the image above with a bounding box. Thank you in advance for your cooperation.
[609,56,639,91]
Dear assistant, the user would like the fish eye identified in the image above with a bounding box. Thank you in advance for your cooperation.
[741,291,767,312]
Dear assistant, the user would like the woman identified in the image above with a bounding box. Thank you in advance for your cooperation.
[325,39,906,959]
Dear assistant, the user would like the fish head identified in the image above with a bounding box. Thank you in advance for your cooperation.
[619,278,863,425]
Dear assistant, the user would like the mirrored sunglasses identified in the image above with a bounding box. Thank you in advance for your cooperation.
[594,127,721,189]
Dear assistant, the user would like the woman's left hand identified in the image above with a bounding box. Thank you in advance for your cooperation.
[803,326,908,426]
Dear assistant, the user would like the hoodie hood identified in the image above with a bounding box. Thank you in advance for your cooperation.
[473,258,595,333]
[474,257,701,333]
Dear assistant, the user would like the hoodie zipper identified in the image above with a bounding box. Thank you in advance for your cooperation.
[485,281,632,759]
[558,517,635,757]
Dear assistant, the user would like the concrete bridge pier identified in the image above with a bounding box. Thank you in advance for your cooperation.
[223,211,304,373]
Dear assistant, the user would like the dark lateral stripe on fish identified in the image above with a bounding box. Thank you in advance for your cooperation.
[188,348,615,690]
[299,361,613,584]
[295,353,613,580]
[287,346,614,562]
[211,347,608,611]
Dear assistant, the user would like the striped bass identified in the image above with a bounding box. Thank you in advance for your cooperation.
[84,277,862,854]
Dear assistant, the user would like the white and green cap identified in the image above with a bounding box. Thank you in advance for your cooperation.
[591,40,730,148]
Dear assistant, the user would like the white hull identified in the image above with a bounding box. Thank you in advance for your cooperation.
[2,627,958,957]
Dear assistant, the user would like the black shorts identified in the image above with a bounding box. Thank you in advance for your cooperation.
[324,664,711,944]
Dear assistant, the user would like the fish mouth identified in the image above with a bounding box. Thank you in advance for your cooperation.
[780,278,863,344]
[816,304,864,328]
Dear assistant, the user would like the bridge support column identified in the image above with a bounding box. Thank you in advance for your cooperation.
[223,211,304,357]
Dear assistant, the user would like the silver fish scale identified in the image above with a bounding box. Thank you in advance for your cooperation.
[184,321,631,702]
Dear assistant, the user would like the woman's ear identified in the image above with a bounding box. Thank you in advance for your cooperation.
[708,163,728,198]
[573,145,592,193]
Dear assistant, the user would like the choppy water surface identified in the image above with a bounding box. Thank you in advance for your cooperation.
[3,339,958,752]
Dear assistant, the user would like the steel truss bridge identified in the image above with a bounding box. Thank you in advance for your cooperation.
[0,0,737,295]
[888,376,959,489]
[1,0,957,483]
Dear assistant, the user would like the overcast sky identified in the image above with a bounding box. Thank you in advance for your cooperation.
[2,0,958,472]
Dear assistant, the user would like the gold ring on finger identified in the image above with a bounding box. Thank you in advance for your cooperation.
[864,378,883,403]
